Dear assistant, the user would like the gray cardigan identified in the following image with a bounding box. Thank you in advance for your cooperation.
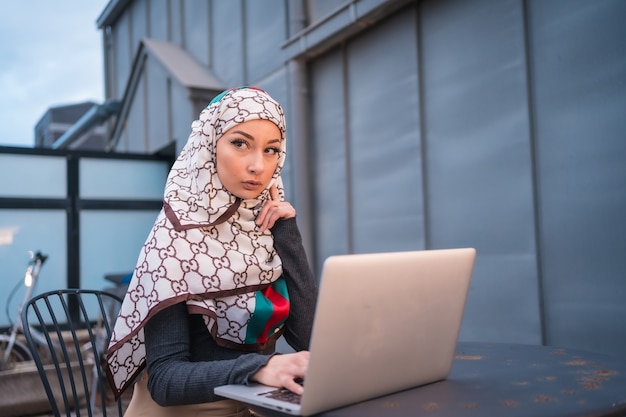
[144,217,317,406]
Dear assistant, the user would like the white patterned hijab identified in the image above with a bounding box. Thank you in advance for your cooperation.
[106,87,289,397]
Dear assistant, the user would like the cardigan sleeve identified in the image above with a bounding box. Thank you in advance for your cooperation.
[144,303,273,406]
[271,217,318,351]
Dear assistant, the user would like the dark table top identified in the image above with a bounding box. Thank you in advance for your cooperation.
[253,342,626,417]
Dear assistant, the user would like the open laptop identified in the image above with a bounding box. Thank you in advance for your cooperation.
[215,248,476,416]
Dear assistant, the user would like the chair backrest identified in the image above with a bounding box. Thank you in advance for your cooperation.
[21,289,124,417]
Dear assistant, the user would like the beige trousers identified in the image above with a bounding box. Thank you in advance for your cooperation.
[124,374,252,417]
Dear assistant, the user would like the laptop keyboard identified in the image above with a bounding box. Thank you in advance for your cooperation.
[258,378,304,405]
[260,388,302,404]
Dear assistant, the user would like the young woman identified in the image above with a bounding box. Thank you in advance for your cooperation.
[106,87,318,417]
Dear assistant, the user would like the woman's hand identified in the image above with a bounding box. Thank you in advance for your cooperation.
[251,351,309,395]
[256,183,296,232]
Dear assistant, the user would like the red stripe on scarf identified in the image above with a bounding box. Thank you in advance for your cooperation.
[258,285,290,342]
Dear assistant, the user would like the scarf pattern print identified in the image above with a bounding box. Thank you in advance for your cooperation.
[106,87,289,397]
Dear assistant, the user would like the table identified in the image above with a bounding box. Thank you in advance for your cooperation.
[252,342,626,417]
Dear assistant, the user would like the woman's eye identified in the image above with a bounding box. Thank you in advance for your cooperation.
[231,139,248,149]
[265,147,281,156]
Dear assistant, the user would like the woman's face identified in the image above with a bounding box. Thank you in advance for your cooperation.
[215,119,282,200]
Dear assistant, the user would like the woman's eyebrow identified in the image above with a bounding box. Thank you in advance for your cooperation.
[229,130,254,139]
[229,130,281,144]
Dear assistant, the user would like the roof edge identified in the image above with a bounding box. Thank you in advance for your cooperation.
[97,0,132,28]
[141,38,224,90]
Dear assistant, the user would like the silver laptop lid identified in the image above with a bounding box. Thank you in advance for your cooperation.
[300,248,476,415]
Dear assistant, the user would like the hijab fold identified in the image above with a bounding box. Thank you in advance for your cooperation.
[106,87,289,397]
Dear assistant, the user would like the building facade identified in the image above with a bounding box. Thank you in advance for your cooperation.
[95,0,626,357]
[34,102,109,150]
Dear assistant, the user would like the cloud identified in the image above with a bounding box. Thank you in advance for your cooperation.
[0,1,108,147]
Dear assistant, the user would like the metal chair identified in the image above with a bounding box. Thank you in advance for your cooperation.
[21,289,124,417]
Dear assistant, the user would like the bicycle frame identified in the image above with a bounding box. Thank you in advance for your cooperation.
[1,251,47,366]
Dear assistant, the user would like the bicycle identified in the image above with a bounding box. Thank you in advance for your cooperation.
[1,251,127,416]
[0,250,48,370]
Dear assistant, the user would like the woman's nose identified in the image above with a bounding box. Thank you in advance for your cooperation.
[247,152,265,174]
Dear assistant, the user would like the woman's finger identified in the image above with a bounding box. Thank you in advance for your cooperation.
[257,199,276,230]
[256,184,296,232]
[269,183,279,201]
[284,377,305,395]
[258,204,282,232]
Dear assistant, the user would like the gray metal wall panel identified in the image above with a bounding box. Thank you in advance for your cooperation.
[420,0,542,343]
[347,9,424,254]
[130,0,148,55]
[211,0,245,86]
[146,58,170,152]
[113,14,132,98]
[169,0,183,46]
[172,82,194,154]
[183,0,211,67]
[306,0,344,22]
[528,0,626,357]
[311,49,350,269]
[245,0,287,83]
[148,0,169,40]
[125,75,147,153]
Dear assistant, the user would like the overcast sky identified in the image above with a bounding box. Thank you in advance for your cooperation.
[0,1,109,147]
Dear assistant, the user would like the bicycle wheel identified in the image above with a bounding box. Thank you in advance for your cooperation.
[0,335,33,369]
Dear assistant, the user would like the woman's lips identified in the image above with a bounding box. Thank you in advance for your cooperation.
[242,180,262,190]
